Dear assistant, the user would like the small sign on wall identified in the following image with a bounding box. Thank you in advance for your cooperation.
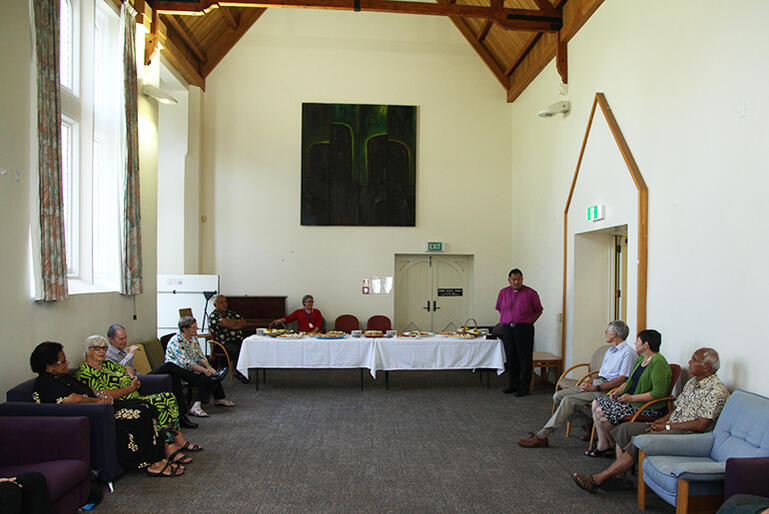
[426,241,444,252]
[437,288,463,297]
[587,204,605,221]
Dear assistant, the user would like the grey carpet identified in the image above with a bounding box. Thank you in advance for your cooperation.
[98,370,675,513]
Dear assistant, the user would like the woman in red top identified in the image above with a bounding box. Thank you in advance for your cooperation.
[278,295,323,332]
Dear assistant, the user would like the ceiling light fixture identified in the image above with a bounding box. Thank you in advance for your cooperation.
[141,83,177,105]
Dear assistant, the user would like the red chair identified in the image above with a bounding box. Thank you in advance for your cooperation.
[334,314,360,333]
[366,315,391,331]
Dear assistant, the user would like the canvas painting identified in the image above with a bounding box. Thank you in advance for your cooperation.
[301,103,416,226]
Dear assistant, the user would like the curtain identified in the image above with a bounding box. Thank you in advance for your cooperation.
[34,0,68,302]
[119,2,143,295]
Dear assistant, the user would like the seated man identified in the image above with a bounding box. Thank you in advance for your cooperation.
[106,323,198,429]
[208,295,249,384]
[571,347,729,493]
[518,320,636,448]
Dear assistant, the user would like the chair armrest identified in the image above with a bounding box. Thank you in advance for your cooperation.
[556,363,589,388]
[209,340,230,359]
[725,457,769,499]
[673,460,726,481]
[0,416,90,465]
[576,370,600,386]
[633,432,714,457]
[137,373,172,395]
[629,396,675,421]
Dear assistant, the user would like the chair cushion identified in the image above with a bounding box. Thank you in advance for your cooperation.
[644,455,725,505]
[0,460,89,499]
[140,339,166,370]
[132,345,152,374]
[712,390,769,462]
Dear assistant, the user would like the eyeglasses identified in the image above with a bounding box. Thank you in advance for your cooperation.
[89,345,108,351]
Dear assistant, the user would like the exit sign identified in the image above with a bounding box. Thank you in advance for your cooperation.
[587,204,605,221]
[426,241,444,252]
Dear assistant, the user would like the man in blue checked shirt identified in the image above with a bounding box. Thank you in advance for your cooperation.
[518,320,637,448]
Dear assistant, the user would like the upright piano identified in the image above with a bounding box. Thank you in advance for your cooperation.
[225,296,286,335]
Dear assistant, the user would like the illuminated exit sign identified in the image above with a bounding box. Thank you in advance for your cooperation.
[587,205,605,222]
[426,241,444,252]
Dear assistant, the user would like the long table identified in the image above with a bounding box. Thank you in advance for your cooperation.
[236,334,505,387]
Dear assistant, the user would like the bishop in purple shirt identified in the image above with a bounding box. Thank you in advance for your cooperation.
[496,268,543,396]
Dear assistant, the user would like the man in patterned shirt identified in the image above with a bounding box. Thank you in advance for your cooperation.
[208,295,250,384]
[571,347,729,493]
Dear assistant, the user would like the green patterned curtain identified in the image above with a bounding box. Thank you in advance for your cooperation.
[34,0,68,302]
[119,2,143,295]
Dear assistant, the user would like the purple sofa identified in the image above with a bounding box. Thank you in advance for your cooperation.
[0,416,90,514]
[2,373,171,483]
[724,456,769,499]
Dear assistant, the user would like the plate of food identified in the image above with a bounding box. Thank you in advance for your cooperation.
[363,330,384,338]
[436,331,456,337]
[315,332,347,339]
[395,331,433,338]
[277,332,303,339]
[265,328,290,337]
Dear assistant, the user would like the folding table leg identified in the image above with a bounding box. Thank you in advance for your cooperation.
[385,371,389,390]
[360,368,364,391]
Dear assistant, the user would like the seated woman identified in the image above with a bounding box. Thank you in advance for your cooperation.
[75,335,203,462]
[588,329,672,457]
[276,294,323,333]
[30,341,183,477]
[165,316,234,418]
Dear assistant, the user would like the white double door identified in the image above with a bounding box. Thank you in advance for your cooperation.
[394,254,472,332]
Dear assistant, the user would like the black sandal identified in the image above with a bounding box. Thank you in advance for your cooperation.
[146,460,184,477]
[584,447,614,458]
[571,472,597,493]
[167,448,192,464]
[181,441,203,452]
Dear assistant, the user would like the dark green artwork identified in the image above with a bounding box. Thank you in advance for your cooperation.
[301,103,416,226]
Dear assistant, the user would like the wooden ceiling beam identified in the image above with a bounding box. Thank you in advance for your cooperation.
[163,14,208,63]
[161,36,206,89]
[200,8,266,78]
[219,6,239,29]
[150,0,562,31]
[477,19,492,43]
[442,10,509,90]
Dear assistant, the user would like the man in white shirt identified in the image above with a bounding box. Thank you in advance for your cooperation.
[518,320,637,448]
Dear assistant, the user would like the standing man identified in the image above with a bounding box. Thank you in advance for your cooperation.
[208,295,250,384]
[518,320,636,447]
[496,268,543,396]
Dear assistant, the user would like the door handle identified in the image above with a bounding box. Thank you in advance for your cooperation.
[423,301,431,312]
[433,300,439,311]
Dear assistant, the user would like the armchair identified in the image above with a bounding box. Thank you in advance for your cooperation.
[634,389,769,513]
[0,416,91,514]
[553,344,609,437]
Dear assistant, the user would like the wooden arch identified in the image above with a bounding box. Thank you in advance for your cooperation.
[561,92,648,359]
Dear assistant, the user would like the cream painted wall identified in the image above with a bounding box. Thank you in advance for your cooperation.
[0,0,159,394]
[510,0,769,394]
[201,10,513,325]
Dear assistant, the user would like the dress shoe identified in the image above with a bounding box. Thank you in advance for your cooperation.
[518,433,549,448]
[179,416,198,429]
[235,370,251,384]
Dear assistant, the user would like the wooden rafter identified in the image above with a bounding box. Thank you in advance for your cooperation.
[219,6,238,29]
[200,8,266,78]
[163,15,208,64]
[477,19,493,43]
[150,0,563,32]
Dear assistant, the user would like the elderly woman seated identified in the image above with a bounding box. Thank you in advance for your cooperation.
[30,341,183,477]
[75,335,203,464]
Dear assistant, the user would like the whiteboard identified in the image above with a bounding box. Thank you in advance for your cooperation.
[157,274,219,338]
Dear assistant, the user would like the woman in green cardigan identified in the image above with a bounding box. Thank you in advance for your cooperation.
[588,329,672,457]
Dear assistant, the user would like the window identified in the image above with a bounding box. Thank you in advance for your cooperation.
[59,0,121,292]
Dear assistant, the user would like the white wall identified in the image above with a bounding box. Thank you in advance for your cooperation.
[0,0,159,394]
[200,9,513,325]
[509,0,769,394]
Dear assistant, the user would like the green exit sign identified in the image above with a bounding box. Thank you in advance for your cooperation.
[426,241,444,252]
[587,204,605,221]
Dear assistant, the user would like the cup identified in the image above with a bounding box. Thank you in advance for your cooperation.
[256,328,266,336]
[351,330,362,338]
[386,330,397,337]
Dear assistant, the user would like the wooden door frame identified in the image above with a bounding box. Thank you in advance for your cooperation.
[561,92,648,359]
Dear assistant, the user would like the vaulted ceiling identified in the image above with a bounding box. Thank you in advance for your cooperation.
[137,0,603,102]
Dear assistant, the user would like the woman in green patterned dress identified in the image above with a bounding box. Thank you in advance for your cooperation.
[76,335,203,462]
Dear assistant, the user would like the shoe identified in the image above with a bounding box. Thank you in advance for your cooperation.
[188,404,209,418]
[513,391,528,397]
[571,472,597,493]
[180,441,204,452]
[518,433,549,448]
[584,447,614,458]
[179,415,198,429]
[214,399,235,407]
[211,367,228,382]
[146,460,184,478]
[235,370,251,384]
[502,388,516,394]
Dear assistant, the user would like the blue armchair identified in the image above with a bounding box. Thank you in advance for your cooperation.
[633,389,769,513]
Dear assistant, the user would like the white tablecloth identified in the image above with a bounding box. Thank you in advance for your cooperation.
[237,335,505,379]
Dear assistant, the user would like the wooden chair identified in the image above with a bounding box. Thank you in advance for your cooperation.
[334,314,360,333]
[366,315,391,331]
[588,362,682,450]
[553,344,610,437]
[178,308,233,385]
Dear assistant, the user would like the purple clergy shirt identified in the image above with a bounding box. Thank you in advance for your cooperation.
[495,285,543,324]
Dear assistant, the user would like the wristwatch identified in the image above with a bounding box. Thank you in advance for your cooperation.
[665,423,671,431]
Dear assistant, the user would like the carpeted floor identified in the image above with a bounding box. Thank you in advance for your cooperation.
[98,370,675,513]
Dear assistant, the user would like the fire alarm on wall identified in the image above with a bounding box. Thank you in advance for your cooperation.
[362,279,370,295]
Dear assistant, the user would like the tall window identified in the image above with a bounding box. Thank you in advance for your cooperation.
[59,0,121,292]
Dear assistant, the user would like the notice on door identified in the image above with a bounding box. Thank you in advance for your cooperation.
[437,288,463,297]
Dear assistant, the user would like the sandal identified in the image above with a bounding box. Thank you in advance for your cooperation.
[146,460,184,478]
[167,448,192,464]
[571,473,597,493]
[181,441,204,452]
[584,447,614,458]
[215,399,235,407]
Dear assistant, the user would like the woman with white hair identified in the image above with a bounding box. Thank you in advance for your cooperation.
[76,335,204,462]
[276,294,324,333]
